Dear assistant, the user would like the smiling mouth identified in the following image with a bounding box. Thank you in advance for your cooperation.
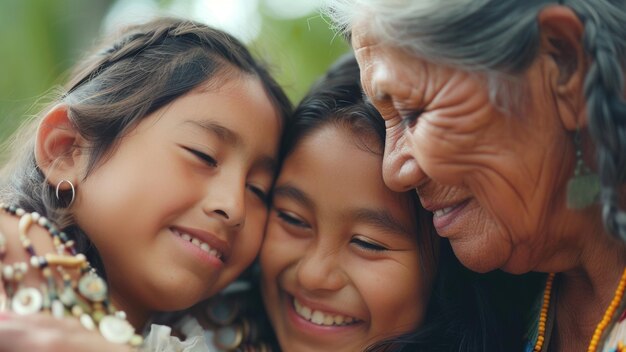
[433,205,457,218]
[293,298,359,327]
[171,228,223,261]
[431,199,470,218]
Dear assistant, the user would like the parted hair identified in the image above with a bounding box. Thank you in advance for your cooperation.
[324,0,626,242]
[0,17,293,277]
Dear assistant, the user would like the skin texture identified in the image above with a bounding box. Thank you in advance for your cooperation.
[261,126,430,352]
[35,75,281,327]
[350,8,626,350]
[351,26,589,275]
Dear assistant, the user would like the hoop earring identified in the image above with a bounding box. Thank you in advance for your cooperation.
[55,179,75,208]
[566,129,600,209]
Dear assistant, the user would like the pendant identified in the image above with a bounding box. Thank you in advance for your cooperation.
[78,274,108,302]
[99,315,135,344]
[215,324,244,350]
[206,296,239,325]
[80,313,96,330]
[51,299,65,318]
[566,172,600,209]
[11,287,43,315]
[59,286,77,306]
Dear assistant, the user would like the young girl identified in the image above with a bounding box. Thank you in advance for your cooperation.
[258,54,517,352]
[0,16,291,350]
[162,53,523,352]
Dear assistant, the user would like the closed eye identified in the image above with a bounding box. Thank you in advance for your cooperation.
[247,184,268,203]
[400,109,423,129]
[275,210,310,228]
[183,147,217,167]
[350,237,388,252]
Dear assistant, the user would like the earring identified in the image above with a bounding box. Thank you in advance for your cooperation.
[566,130,600,209]
[55,179,76,207]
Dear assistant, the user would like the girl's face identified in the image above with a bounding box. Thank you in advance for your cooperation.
[261,126,431,352]
[71,76,281,325]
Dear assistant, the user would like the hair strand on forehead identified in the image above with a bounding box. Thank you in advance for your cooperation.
[0,16,293,278]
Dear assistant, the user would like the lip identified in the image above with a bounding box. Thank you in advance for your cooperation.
[170,225,231,262]
[423,199,471,232]
[284,293,363,336]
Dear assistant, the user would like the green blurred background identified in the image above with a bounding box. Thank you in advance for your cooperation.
[0,0,349,153]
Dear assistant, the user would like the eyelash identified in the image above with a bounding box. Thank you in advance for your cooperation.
[248,185,268,203]
[184,147,218,167]
[400,109,423,129]
[185,147,268,202]
[351,237,388,252]
[276,210,309,228]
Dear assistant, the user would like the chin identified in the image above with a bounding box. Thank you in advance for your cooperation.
[450,241,505,274]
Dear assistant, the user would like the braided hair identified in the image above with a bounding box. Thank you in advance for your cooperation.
[570,1,626,241]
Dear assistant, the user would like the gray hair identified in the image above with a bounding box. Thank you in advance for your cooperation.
[324,0,626,242]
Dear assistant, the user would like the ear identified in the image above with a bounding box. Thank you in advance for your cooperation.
[34,104,85,188]
[537,5,587,131]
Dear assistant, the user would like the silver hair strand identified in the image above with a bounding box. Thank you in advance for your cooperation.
[323,0,626,241]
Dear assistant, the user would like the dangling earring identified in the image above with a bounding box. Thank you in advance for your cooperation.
[55,179,76,207]
[566,129,600,209]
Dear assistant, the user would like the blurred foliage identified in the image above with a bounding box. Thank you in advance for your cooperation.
[0,0,349,154]
[0,0,113,144]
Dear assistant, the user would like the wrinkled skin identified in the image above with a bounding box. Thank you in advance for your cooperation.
[351,24,593,274]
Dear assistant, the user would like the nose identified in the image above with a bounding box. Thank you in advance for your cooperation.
[202,173,246,228]
[296,244,345,293]
[382,132,427,192]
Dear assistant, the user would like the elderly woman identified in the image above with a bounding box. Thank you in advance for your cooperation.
[325,1,626,351]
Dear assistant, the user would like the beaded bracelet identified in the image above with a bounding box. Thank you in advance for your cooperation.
[0,203,143,347]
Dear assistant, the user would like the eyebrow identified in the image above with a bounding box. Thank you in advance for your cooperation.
[185,119,277,174]
[185,120,241,147]
[352,208,413,238]
[272,184,315,210]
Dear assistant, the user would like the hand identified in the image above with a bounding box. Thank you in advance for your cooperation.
[0,312,135,352]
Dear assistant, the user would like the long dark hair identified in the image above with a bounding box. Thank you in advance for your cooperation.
[0,17,293,278]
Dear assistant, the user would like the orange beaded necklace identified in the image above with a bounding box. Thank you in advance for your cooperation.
[532,268,626,352]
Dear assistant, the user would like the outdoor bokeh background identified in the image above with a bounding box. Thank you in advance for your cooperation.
[0,0,349,154]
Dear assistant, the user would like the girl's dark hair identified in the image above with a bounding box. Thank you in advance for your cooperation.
[0,17,292,277]
[279,53,531,352]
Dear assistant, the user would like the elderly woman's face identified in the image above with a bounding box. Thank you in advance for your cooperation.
[352,29,575,273]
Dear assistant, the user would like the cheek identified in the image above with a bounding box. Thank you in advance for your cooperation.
[359,260,427,333]
[408,128,467,185]
[232,206,268,265]
[259,221,288,281]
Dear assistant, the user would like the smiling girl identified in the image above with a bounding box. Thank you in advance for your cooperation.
[259,54,512,352]
[0,17,291,350]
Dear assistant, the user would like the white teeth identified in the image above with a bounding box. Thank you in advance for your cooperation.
[323,314,334,326]
[433,206,455,217]
[173,229,222,260]
[293,298,357,327]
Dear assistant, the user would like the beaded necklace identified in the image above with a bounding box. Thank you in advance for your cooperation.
[0,203,143,347]
[532,268,626,352]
